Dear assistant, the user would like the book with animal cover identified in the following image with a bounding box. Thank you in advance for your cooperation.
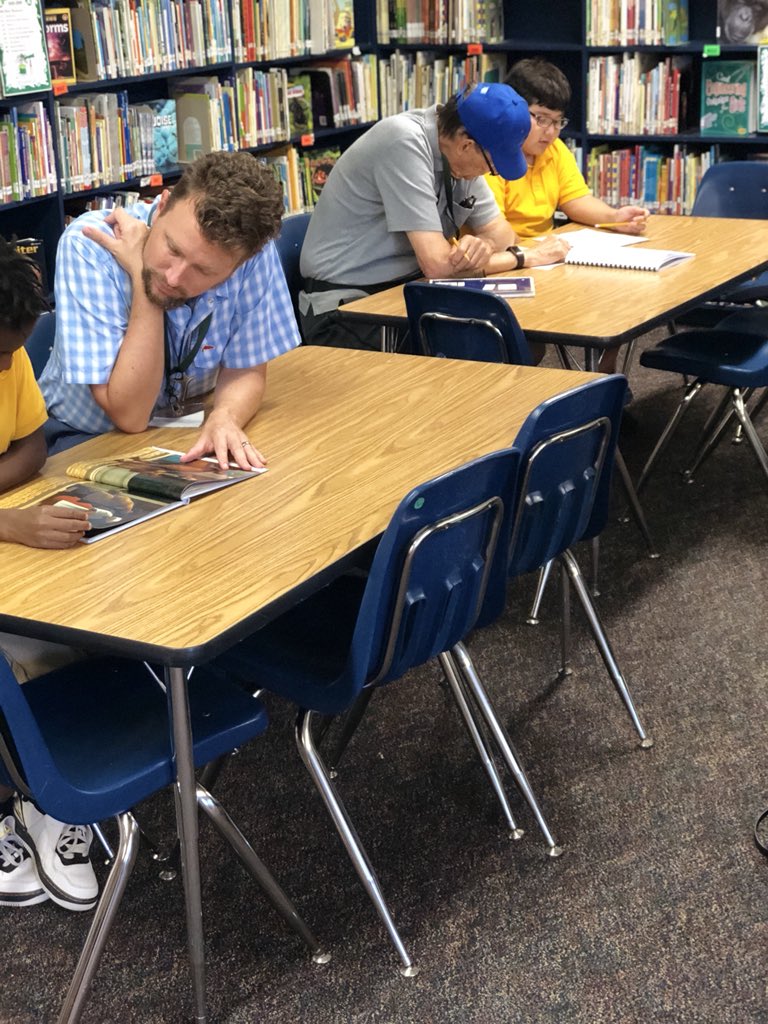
[22,447,265,543]
[563,247,694,271]
[287,74,313,136]
[717,0,768,44]
[700,60,757,136]
[0,0,51,97]
[44,7,76,84]
[428,276,536,297]
[333,0,355,47]
[305,146,340,203]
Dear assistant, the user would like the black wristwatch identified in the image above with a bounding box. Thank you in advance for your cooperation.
[507,245,525,270]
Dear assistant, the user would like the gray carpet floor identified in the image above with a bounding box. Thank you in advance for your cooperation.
[3,330,767,1024]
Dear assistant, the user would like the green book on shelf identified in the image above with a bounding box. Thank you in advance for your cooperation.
[700,60,757,136]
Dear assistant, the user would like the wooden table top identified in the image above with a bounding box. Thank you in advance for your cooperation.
[339,215,768,347]
[0,345,598,663]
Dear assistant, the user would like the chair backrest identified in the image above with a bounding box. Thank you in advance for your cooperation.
[341,447,521,699]
[691,161,768,219]
[477,375,628,628]
[275,212,312,314]
[24,309,55,378]
[403,282,533,365]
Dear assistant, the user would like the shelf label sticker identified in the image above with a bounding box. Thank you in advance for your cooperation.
[52,81,69,95]
[300,133,315,147]
[467,43,483,55]
[703,45,721,57]
[148,174,163,186]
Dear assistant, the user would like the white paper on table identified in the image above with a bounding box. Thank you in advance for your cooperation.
[529,228,649,269]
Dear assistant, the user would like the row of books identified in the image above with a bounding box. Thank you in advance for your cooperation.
[49,54,379,195]
[586,142,716,214]
[375,0,503,45]
[264,143,340,214]
[76,0,233,81]
[0,102,56,203]
[586,0,689,46]
[232,0,355,62]
[587,54,690,135]
[379,51,507,117]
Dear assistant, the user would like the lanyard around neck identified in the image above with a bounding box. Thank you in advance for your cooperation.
[441,156,460,241]
[164,311,213,380]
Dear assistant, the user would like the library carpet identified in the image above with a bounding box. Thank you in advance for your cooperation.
[2,329,767,1024]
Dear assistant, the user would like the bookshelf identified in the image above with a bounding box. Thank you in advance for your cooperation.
[3,0,768,285]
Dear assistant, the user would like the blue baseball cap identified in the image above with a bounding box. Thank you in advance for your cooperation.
[456,83,530,181]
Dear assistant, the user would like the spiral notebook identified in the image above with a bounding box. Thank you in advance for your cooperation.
[564,246,694,272]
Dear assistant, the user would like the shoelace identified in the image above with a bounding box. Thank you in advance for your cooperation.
[0,830,27,869]
[56,825,92,863]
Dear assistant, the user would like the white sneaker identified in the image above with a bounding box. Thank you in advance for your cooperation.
[13,796,98,912]
[0,814,48,907]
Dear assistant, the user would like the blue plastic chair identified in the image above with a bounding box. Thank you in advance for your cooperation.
[403,282,657,612]
[208,447,562,975]
[403,280,533,365]
[0,655,324,1024]
[674,162,768,327]
[463,375,652,755]
[638,308,768,491]
[24,309,55,379]
[275,212,312,320]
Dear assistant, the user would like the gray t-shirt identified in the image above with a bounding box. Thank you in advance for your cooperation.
[299,106,500,315]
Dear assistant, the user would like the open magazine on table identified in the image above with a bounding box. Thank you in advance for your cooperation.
[23,447,265,543]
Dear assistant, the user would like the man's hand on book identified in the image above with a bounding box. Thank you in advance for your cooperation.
[180,409,267,472]
[0,506,89,549]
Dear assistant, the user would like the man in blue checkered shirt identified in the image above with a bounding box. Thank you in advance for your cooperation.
[40,152,300,471]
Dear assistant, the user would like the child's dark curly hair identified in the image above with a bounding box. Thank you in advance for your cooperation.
[0,236,49,329]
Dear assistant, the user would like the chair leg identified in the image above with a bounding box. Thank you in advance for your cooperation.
[731,389,768,485]
[527,559,554,625]
[614,448,658,557]
[325,689,376,775]
[56,813,140,1024]
[196,784,330,963]
[637,380,705,494]
[295,708,418,977]
[559,551,653,749]
[559,561,572,679]
[749,387,768,424]
[450,642,563,858]
[682,387,738,483]
[91,822,115,864]
[436,652,524,840]
[158,755,230,882]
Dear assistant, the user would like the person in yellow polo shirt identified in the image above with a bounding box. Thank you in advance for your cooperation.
[487,58,648,373]
[0,236,99,914]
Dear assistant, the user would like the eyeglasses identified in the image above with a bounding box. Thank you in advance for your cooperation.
[473,141,498,176]
[531,112,569,131]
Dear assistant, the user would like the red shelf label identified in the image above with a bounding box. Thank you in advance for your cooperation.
[300,133,315,147]
[467,43,483,55]
[52,81,69,96]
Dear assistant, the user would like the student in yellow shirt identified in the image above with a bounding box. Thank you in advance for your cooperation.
[0,236,97,913]
[487,58,648,373]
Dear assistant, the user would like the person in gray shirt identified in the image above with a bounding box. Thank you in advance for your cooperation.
[299,82,571,349]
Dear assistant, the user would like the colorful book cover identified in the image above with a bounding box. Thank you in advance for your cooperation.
[700,60,757,135]
[139,98,178,171]
[287,74,313,136]
[305,146,339,202]
[44,7,76,84]
[0,0,52,97]
[333,0,355,47]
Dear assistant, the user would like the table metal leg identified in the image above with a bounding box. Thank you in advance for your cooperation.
[166,666,207,1024]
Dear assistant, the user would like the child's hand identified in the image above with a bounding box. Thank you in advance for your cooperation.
[0,506,89,548]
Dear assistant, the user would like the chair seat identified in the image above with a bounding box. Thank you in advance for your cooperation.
[640,329,768,388]
[21,658,268,824]
[215,575,364,715]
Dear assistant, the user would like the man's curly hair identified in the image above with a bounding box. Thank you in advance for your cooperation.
[0,236,49,329]
[165,151,285,257]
